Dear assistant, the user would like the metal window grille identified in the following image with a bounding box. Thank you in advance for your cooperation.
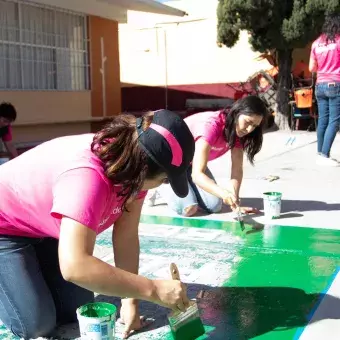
[0,0,90,91]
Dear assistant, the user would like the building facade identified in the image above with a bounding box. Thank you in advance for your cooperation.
[119,0,312,112]
[0,0,185,146]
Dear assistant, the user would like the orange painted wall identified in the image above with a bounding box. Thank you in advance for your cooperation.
[0,91,91,124]
[0,91,92,144]
[89,16,121,118]
[13,122,91,144]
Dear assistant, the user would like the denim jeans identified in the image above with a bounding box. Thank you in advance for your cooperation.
[316,82,340,157]
[0,236,94,339]
[159,166,222,215]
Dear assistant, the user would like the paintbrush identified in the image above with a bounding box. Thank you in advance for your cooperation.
[225,194,245,231]
[236,206,245,231]
[168,263,205,340]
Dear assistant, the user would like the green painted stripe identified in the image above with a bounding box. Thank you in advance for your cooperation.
[141,214,234,230]
[140,214,340,339]
[140,215,340,257]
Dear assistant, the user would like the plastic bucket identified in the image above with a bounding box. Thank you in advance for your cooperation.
[263,192,282,219]
[77,302,117,340]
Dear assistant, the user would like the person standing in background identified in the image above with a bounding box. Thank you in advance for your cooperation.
[0,102,18,159]
[309,14,340,167]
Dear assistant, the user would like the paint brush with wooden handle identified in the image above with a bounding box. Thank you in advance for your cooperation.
[168,263,205,340]
[225,196,245,231]
[236,206,245,231]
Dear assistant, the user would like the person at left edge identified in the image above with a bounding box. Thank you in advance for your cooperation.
[0,102,18,159]
[0,109,195,339]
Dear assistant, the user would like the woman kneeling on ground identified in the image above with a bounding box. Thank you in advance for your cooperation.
[149,96,268,216]
[0,110,194,339]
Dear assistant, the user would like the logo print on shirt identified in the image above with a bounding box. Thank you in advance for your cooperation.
[99,206,122,227]
[112,207,122,214]
[211,146,224,151]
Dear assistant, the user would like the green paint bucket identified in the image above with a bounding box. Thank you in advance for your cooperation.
[76,302,117,340]
[263,192,282,219]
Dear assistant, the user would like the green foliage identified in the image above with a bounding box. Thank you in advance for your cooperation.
[306,0,340,15]
[217,0,339,129]
[217,0,339,52]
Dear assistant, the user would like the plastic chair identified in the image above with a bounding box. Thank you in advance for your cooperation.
[290,74,317,131]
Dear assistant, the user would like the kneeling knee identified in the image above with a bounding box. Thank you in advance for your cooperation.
[183,204,198,217]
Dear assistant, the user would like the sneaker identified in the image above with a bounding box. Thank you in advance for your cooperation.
[145,190,159,207]
[317,155,339,167]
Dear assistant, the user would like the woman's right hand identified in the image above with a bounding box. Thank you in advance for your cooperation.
[151,279,190,312]
[220,189,238,210]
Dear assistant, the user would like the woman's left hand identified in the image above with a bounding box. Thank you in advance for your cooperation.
[119,299,152,339]
[239,206,260,214]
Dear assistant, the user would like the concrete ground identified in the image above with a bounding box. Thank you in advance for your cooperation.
[143,130,340,230]
[1,131,339,340]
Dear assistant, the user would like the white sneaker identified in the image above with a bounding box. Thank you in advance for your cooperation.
[317,155,339,167]
[145,190,159,207]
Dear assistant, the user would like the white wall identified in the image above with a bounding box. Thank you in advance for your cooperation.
[120,0,272,87]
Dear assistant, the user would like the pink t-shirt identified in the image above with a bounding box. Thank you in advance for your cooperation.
[1,125,12,142]
[184,110,243,161]
[0,134,147,239]
[310,35,340,83]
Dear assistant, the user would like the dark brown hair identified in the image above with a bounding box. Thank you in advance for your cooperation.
[0,102,17,121]
[224,96,268,164]
[321,14,340,44]
[91,113,164,208]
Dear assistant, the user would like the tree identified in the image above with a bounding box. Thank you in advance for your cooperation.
[217,0,340,130]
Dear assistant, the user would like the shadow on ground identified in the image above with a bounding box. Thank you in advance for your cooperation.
[241,198,340,213]
[214,198,340,217]
[95,284,340,339]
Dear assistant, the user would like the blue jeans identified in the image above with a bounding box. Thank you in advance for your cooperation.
[0,236,94,339]
[316,82,340,157]
[159,166,222,215]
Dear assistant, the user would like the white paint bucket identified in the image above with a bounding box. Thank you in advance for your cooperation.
[263,192,282,219]
[76,302,117,340]
[0,157,9,165]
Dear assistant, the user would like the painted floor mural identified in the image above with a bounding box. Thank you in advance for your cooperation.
[1,216,340,339]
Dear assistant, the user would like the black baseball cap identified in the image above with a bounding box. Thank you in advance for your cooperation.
[136,109,195,198]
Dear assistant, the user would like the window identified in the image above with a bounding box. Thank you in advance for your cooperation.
[0,0,89,90]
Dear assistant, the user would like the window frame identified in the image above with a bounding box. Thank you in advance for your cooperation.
[0,0,90,91]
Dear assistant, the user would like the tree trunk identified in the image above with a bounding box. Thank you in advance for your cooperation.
[275,48,293,130]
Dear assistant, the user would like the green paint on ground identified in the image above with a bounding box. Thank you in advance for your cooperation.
[1,216,340,340]
[140,215,340,257]
[140,215,340,340]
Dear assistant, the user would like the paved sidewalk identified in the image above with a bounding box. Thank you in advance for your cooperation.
[0,131,338,340]
[143,131,340,230]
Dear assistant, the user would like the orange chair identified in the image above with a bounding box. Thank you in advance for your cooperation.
[290,75,317,131]
[294,88,313,108]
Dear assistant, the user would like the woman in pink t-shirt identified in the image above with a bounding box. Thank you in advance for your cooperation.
[0,110,194,339]
[151,96,268,217]
[309,14,340,167]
